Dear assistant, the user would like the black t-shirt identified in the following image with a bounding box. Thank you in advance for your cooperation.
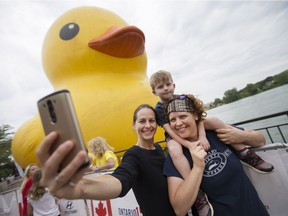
[111,144,176,216]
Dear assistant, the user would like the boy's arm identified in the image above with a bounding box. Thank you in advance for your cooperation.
[197,121,210,151]
[163,123,194,179]
[216,127,266,147]
[204,117,266,147]
[163,123,196,149]
[203,116,227,130]
[164,122,210,151]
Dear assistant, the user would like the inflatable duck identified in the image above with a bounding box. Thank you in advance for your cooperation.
[12,6,164,168]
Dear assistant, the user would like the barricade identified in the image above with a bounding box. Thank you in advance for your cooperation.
[1,143,287,216]
[243,143,288,216]
[0,189,20,216]
[58,172,142,216]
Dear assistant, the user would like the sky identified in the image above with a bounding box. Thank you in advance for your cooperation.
[0,0,288,132]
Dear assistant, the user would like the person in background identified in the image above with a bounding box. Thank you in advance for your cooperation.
[163,94,269,216]
[88,136,119,172]
[20,163,39,216]
[36,104,176,216]
[27,169,60,216]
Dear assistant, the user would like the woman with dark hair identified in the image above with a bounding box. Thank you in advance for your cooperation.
[36,104,176,216]
[163,94,269,216]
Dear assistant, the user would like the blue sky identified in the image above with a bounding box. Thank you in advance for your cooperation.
[0,0,287,131]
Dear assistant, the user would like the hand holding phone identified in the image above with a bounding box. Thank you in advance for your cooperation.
[37,89,90,171]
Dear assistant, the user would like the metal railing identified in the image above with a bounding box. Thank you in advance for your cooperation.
[233,111,288,144]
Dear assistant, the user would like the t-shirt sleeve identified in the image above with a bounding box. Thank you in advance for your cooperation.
[163,154,182,179]
[110,150,139,197]
[104,150,117,161]
[155,103,167,127]
[104,150,119,168]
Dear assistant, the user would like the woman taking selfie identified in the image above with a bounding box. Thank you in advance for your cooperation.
[36,104,176,216]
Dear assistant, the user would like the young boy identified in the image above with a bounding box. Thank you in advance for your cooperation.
[150,70,274,216]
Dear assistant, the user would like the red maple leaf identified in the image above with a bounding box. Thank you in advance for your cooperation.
[95,201,107,216]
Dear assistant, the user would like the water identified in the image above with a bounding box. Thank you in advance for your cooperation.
[206,85,288,143]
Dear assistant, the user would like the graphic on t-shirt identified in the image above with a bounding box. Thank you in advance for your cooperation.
[203,148,232,177]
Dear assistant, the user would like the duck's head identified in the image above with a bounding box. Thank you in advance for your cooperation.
[42,6,147,87]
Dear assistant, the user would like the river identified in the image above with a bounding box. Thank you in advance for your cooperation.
[206,84,288,143]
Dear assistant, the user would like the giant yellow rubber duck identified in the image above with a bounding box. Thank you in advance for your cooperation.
[12,6,164,168]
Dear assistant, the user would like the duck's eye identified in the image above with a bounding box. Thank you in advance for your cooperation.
[59,23,80,40]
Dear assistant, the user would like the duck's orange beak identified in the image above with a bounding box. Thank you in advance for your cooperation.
[88,26,145,58]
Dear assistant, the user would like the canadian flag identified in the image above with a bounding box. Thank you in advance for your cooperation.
[90,200,112,216]
[89,196,142,216]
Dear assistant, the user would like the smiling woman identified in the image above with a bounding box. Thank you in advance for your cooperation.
[163,95,270,216]
[36,104,176,216]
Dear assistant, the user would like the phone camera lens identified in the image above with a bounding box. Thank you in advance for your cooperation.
[47,100,57,123]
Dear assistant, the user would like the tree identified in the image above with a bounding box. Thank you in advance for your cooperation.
[209,98,222,109]
[0,124,13,164]
[206,69,288,110]
[0,124,15,179]
[273,70,288,86]
[246,83,258,95]
[222,88,239,104]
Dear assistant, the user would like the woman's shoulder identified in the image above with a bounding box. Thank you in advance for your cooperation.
[105,149,115,154]
[124,145,139,154]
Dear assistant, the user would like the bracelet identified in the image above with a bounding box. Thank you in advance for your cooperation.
[165,136,172,142]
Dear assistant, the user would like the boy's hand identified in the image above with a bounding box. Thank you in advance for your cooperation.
[216,127,244,144]
[199,136,210,151]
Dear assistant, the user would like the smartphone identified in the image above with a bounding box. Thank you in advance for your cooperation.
[37,89,90,171]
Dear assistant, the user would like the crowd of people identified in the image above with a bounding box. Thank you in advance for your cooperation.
[16,70,274,216]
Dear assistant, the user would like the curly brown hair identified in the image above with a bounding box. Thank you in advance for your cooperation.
[164,94,207,124]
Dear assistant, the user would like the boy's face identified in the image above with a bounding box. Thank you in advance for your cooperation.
[152,80,175,102]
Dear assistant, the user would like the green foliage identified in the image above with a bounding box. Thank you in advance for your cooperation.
[272,70,288,86]
[0,124,15,179]
[222,88,240,104]
[207,69,288,109]
[0,125,13,164]
[208,98,222,109]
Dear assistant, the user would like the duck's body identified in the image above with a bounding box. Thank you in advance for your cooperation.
[12,6,164,168]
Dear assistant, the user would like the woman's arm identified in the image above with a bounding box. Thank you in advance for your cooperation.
[27,203,33,216]
[36,132,122,200]
[91,150,118,171]
[91,158,116,171]
[167,142,206,216]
